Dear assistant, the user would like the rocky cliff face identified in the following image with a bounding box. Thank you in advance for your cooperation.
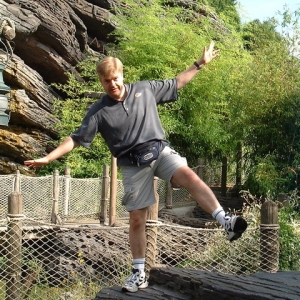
[0,0,119,175]
[0,0,221,175]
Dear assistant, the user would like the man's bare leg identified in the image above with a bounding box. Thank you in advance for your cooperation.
[129,207,148,259]
[122,207,149,293]
[171,166,247,241]
[171,166,220,214]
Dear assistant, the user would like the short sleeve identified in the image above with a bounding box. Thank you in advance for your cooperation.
[148,79,178,104]
[70,115,98,148]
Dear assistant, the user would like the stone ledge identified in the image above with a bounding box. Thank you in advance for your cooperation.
[96,284,189,300]
[95,266,300,300]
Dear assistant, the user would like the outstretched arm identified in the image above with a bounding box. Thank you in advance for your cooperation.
[176,41,220,90]
[24,136,79,169]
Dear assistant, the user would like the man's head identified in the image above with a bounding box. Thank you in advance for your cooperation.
[96,57,125,101]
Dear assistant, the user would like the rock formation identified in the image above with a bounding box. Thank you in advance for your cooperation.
[0,0,118,175]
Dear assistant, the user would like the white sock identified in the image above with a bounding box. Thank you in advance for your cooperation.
[133,258,145,273]
[212,207,226,227]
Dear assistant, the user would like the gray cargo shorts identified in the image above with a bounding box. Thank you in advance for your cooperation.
[120,146,187,212]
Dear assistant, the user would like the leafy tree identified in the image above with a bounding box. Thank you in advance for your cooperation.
[278,193,300,271]
[237,10,300,196]
[208,0,241,29]
[108,0,249,165]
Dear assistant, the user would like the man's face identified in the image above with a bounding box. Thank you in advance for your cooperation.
[100,71,125,101]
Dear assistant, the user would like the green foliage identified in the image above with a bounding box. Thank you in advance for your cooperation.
[178,228,260,274]
[243,155,286,198]
[278,190,300,271]
[234,10,300,196]
[208,0,241,29]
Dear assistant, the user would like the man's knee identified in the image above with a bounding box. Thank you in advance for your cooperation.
[129,209,147,230]
[172,166,201,187]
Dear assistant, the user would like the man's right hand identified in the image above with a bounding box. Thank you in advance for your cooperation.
[24,136,79,169]
[24,157,50,169]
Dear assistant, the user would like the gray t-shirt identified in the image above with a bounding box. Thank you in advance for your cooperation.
[71,79,178,165]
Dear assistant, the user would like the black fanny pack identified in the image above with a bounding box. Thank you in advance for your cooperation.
[129,140,161,166]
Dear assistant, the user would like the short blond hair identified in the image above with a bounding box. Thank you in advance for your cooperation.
[96,56,123,77]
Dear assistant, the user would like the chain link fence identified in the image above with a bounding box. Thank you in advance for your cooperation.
[0,161,276,300]
[0,159,238,222]
[1,215,275,300]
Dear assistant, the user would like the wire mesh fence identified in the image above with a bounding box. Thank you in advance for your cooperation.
[1,215,265,300]
[0,158,238,223]
[0,172,201,223]
[0,161,275,300]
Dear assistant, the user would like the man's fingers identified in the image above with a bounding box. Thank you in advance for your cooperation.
[212,49,220,58]
[24,161,34,168]
[24,160,42,169]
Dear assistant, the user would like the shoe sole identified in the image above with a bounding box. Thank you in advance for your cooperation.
[122,287,138,293]
[229,217,248,242]
[122,282,149,293]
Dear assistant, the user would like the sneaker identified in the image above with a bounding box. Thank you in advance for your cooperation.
[122,269,149,293]
[224,214,248,242]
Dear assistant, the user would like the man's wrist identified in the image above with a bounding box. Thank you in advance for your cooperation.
[45,156,52,163]
[194,61,204,70]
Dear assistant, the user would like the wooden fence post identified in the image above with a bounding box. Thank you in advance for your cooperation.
[260,200,279,273]
[109,156,117,226]
[63,167,71,221]
[145,177,159,276]
[197,158,205,180]
[13,170,20,192]
[165,182,173,209]
[277,193,289,207]
[100,164,109,225]
[221,156,227,197]
[6,191,23,300]
[51,169,61,224]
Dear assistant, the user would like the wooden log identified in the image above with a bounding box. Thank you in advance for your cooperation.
[6,191,23,300]
[96,267,300,300]
[260,200,279,273]
[109,156,117,226]
[100,164,109,225]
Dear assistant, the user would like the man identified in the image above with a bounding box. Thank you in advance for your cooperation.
[24,41,247,293]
